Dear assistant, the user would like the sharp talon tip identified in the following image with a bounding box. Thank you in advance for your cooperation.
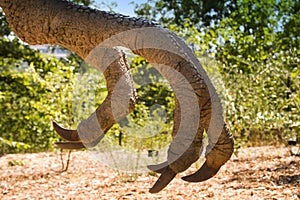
[181,161,220,183]
[149,166,176,193]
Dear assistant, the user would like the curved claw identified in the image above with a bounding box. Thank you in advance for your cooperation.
[149,166,177,193]
[147,161,169,174]
[53,121,80,141]
[54,141,86,149]
[181,161,219,182]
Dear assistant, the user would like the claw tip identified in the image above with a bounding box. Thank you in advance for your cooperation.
[181,162,219,183]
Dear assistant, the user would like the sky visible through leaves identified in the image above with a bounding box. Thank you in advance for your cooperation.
[95,0,147,16]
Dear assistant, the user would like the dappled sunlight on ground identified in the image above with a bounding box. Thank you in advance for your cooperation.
[0,146,299,199]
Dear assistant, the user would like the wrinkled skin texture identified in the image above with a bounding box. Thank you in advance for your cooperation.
[0,0,234,193]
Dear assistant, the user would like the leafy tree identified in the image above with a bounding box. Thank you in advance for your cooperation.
[136,0,299,68]
[0,40,76,153]
[214,0,300,70]
[0,11,9,36]
[135,0,237,27]
[72,0,95,6]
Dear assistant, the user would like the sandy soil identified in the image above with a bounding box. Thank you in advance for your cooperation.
[0,146,299,200]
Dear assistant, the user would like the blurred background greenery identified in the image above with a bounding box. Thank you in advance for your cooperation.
[0,0,299,154]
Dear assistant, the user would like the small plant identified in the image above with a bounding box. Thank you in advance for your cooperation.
[8,160,25,167]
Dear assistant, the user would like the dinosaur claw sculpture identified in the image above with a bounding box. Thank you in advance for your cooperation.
[1,0,234,193]
[149,166,177,193]
[181,161,219,182]
[53,121,87,149]
[52,121,97,150]
[52,121,80,142]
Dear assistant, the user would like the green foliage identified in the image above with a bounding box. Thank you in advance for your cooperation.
[213,0,300,70]
[130,56,175,121]
[0,11,10,37]
[70,66,107,125]
[221,50,300,145]
[136,0,300,68]
[116,106,172,151]
[0,46,76,153]
[71,0,95,6]
[134,0,235,27]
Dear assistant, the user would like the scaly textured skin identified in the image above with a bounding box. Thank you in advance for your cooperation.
[0,0,234,193]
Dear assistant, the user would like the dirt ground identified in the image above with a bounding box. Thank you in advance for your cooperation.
[0,146,299,200]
